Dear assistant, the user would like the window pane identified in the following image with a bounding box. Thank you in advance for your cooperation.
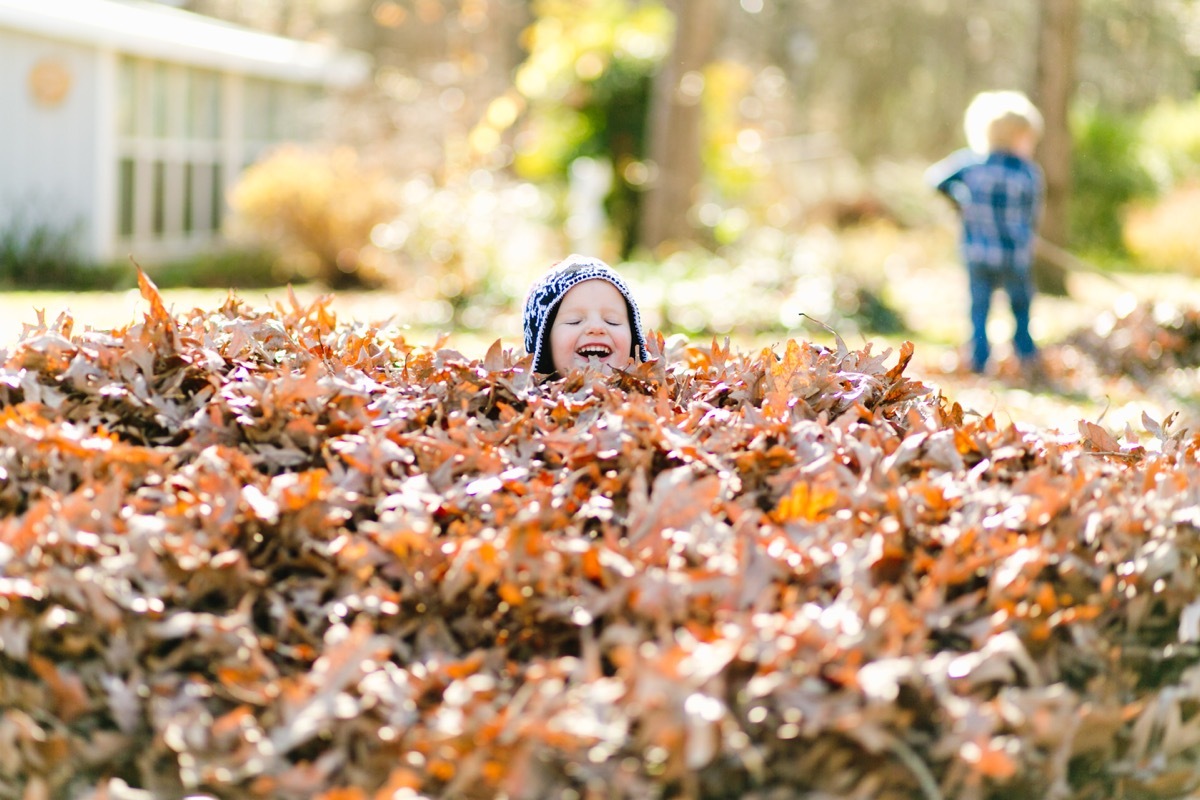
[244,79,272,141]
[210,163,224,232]
[266,82,282,140]
[118,57,138,138]
[152,160,166,236]
[188,70,220,140]
[183,163,195,234]
[211,76,224,139]
[118,158,135,237]
[283,83,310,139]
[152,63,169,138]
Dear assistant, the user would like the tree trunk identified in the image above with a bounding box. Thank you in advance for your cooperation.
[1033,0,1080,297]
[639,0,722,253]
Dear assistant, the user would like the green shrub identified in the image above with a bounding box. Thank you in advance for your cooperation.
[1069,104,1155,255]
[1138,95,1200,190]
[0,212,129,290]
[503,1,673,257]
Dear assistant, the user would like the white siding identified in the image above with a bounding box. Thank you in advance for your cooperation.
[92,47,117,262]
[0,28,99,260]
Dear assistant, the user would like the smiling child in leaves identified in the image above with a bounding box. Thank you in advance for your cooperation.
[522,254,649,378]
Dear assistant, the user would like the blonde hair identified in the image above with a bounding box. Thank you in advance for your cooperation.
[963,90,1044,154]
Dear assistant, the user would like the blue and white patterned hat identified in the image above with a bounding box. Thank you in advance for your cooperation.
[522,254,648,375]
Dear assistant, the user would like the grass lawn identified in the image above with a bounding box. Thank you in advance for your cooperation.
[3,256,1198,437]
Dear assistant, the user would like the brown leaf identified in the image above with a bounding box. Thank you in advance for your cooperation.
[28,654,91,722]
[627,468,721,544]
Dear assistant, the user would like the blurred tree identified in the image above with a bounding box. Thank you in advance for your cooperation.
[639,0,723,252]
[1076,0,1200,112]
[1033,0,1080,296]
[496,0,674,256]
[761,3,1036,161]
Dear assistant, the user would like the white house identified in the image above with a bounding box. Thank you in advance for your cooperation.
[0,0,370,265]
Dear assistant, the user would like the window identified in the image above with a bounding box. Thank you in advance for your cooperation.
[114,55,321,257]
[243,78,319,162]
[115,56,225,253]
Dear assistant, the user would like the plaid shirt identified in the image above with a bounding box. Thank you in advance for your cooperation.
[926,148,1043,271]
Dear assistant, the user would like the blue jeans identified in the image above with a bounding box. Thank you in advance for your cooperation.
[968,262,1036,372]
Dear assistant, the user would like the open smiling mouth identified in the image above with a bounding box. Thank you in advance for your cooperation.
[576,344,613,360]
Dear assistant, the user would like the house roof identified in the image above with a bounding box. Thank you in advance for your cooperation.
[0,0,371,86]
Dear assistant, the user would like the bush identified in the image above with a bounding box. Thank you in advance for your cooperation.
[1138,94,1200,190]
[1069,104,1155,256]
[228,145,399,289]
[1122,183,1200,274]
[0,212,129,290]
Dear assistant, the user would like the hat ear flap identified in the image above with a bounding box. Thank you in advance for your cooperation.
[535,302,560,374]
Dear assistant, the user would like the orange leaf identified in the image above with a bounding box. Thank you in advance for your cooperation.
[316,789,367,800]
[374,768,423,800]
[581,547,604,582]
[773,482,838,522]
[429,759,455,782]
[482,759,506,784]
[446,651,486,680]
[963,740,1018,780]
[498,582,525,606]
[212,705,254,740]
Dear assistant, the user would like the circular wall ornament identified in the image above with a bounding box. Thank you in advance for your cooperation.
[29,58,73,107]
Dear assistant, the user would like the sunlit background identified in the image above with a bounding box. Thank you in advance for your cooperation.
[3,0,1200,382]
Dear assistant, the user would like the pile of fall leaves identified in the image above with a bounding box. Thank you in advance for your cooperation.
[4,273,1200,800]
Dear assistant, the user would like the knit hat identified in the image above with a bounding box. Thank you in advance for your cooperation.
[523,254,648,375]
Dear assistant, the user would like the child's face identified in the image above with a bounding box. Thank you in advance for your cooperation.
[549,279,634,374]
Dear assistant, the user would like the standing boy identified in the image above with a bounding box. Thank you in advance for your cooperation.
[926,90,1045,376]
